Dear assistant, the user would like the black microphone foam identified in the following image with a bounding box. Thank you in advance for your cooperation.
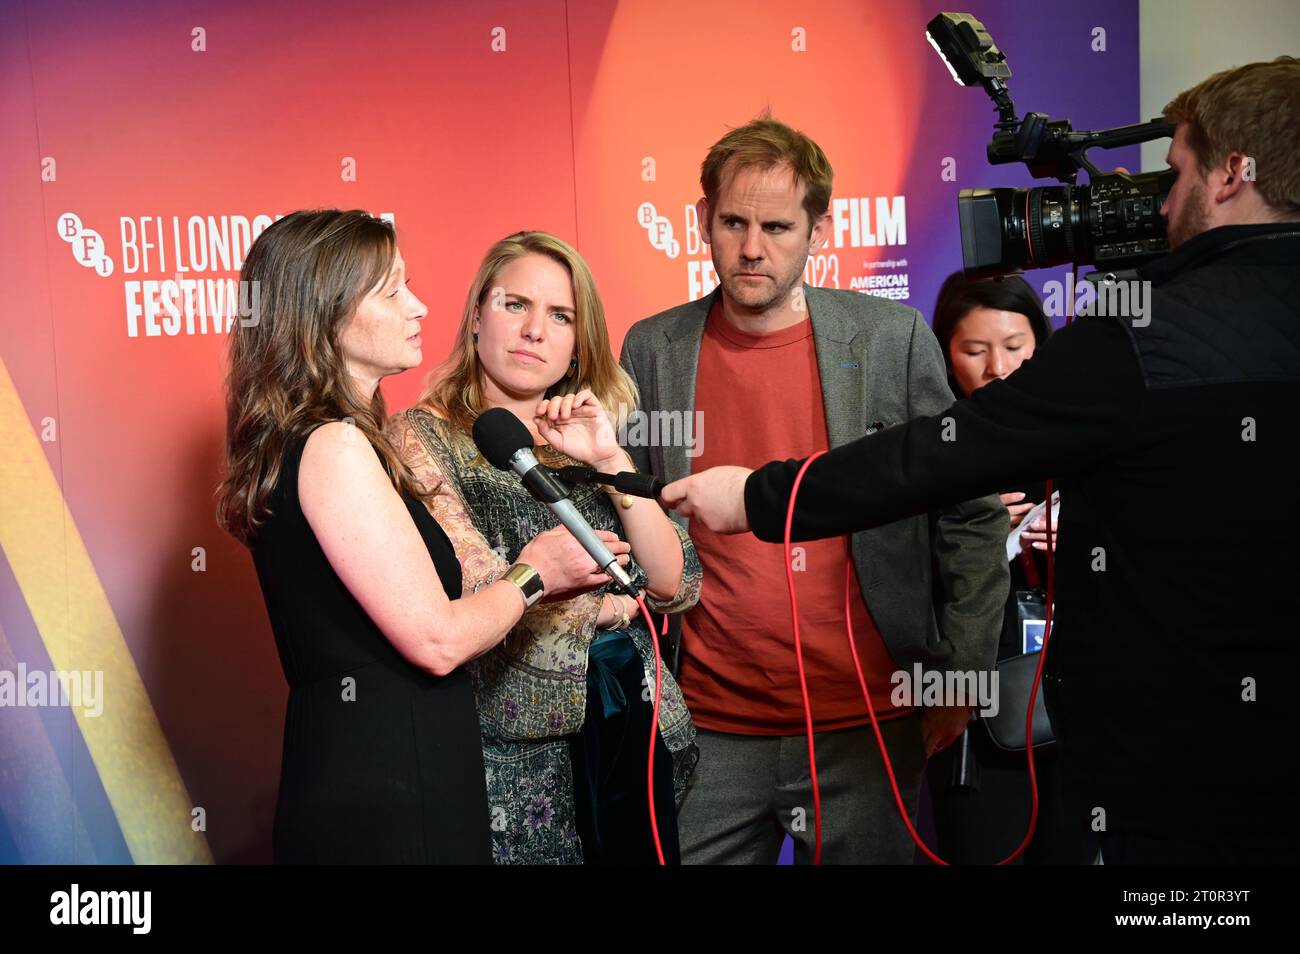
[614,471,666,499]
[472,407,532,471]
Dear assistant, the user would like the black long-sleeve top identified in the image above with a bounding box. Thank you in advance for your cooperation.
[745,223,1300,844]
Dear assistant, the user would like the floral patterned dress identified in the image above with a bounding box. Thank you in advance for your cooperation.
[390,408,702,864]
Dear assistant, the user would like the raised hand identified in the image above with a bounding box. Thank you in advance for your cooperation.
[534,389,623,468]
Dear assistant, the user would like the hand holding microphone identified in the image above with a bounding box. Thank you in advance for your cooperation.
[516,525,631,601]
[473,407,640,595]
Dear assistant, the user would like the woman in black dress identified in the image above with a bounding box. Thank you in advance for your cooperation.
[216,210,630,863]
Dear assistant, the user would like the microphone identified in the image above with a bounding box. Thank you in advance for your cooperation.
[472,407,638,595]
[551,465,665,499]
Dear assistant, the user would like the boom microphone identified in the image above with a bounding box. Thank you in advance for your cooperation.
[552,465,665,499]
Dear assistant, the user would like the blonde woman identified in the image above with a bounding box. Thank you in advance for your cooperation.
[389,231,701,864]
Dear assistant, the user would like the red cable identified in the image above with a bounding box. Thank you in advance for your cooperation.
[635,594,666,865]
[839,557,947,863]
[783,454,1056,865]
[783,452,829,864]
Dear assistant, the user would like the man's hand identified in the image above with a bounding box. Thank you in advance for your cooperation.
[660,466,753,534]
[921,705,973,757]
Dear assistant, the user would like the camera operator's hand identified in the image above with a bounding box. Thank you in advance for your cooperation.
[661,466,752,534]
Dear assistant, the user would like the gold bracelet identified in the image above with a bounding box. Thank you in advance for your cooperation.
[599,593,627,631]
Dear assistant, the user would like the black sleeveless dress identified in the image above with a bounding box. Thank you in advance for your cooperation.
[250,428,491,864]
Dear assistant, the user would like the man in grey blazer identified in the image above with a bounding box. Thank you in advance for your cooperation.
[619,116,1008,864]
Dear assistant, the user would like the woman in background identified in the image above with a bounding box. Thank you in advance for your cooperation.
[926,270,1093,865]
[389,231,702,864]
[218,211,627,863]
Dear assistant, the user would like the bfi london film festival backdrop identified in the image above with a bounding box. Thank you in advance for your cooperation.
[0,0,1141,863]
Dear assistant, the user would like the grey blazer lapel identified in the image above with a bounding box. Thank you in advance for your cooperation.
[654,290,713,483]
[807,285,870,451]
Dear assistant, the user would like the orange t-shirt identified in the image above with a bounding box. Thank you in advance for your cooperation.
[678,301,910,734]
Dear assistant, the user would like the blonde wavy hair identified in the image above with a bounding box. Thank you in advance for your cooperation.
[217,209,419,544]
[421,231,638,434]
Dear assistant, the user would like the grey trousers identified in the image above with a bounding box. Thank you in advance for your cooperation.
[677,714,927,865]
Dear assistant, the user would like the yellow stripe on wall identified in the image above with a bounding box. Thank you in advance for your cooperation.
[0,357,212,864]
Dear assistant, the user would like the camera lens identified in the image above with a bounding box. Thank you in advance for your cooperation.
[958,186,1084,276]
[958,169,1173,277]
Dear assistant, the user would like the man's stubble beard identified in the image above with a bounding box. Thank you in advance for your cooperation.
[717,249,810,313]
[1167,180,1210,250]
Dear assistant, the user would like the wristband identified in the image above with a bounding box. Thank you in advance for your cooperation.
[503,563,545,608]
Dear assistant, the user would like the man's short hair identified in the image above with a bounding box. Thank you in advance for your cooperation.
[700,113,834,231]
[1163,56,1300,216]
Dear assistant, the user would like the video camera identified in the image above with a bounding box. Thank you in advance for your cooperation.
[926,12,1176,280]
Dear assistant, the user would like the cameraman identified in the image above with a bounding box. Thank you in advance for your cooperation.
[663,57,1300,864]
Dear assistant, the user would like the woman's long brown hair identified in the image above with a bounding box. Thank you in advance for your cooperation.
[216,209,418,544]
